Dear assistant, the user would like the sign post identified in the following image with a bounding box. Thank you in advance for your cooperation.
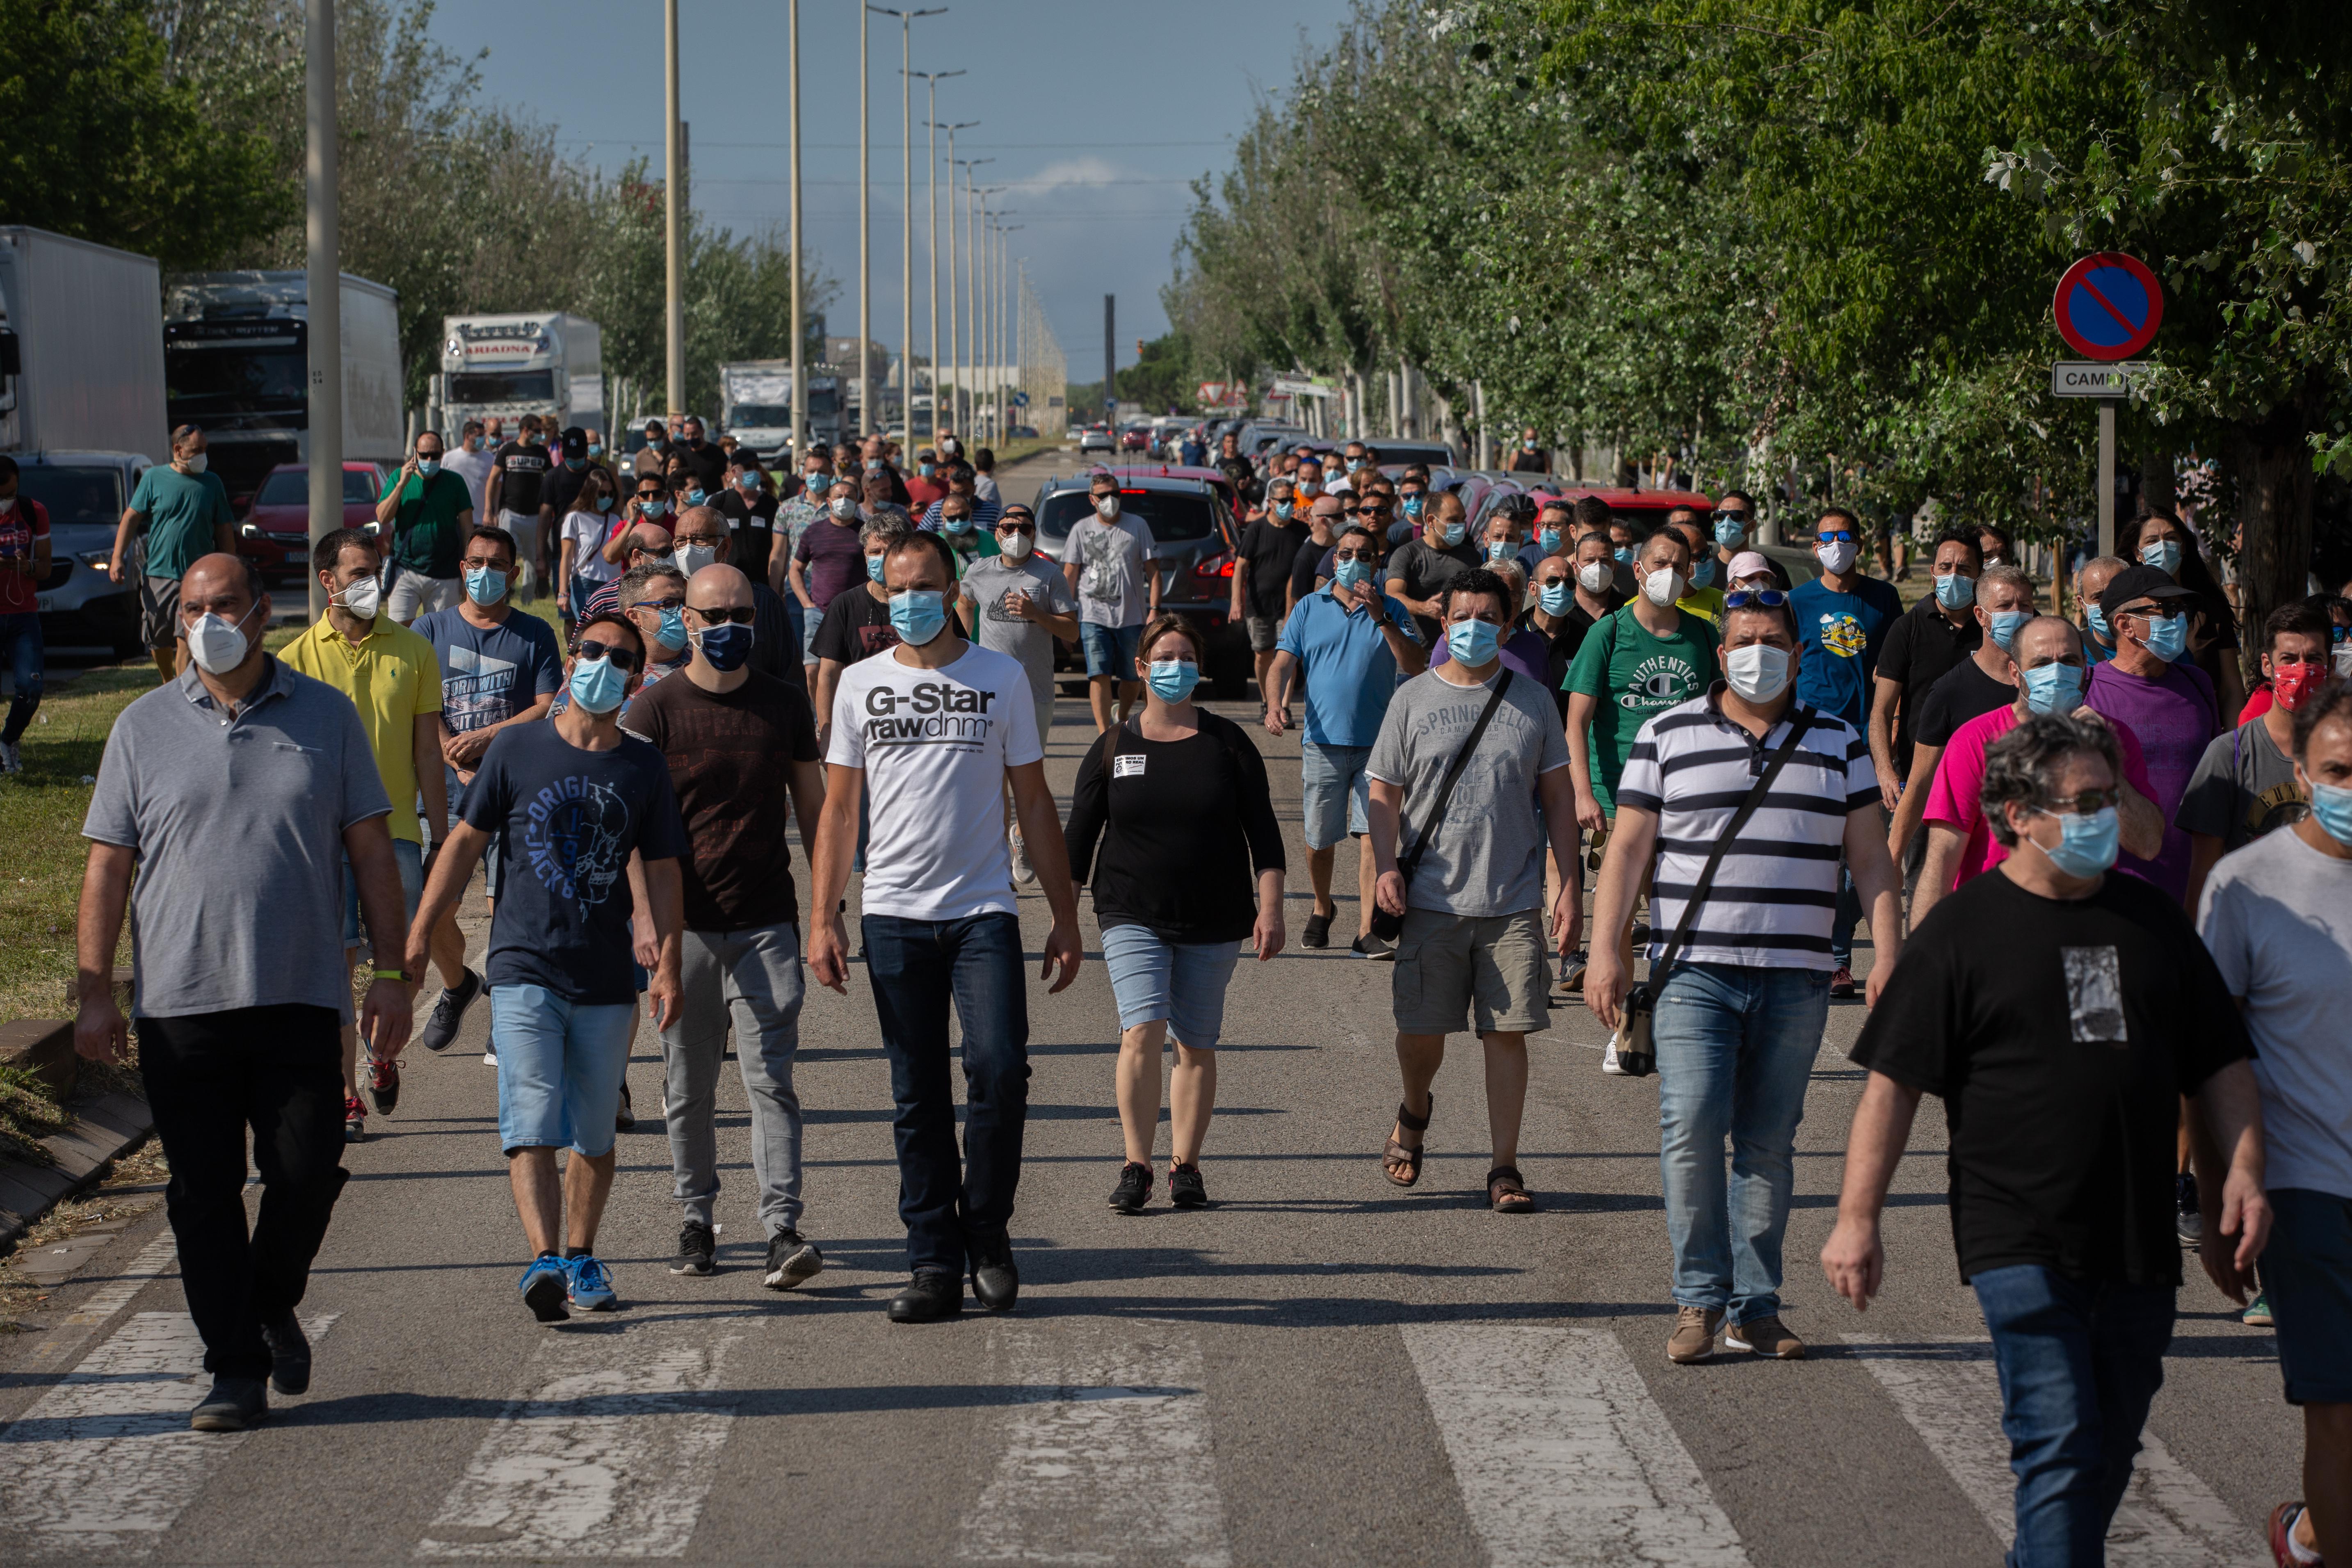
[2052,253,2162,559]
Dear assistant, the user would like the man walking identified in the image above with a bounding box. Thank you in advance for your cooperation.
[2178,600,2331,909]
[1368,570,1579,1213]
[444,419,495,520]
[957,503,1080,883]
[807,531,1084,1322]
[2086,562,2218,904]
[790,480,871,683]
[1868,527,1983,821]
[111,425,234,685]
[1267,523,1427,954]
[1384,491,1482,647]
[624,561,830,1288]
[1885,562,2034,868]
[377,427,475,625]
[1232,477,1308,715]
[1824,713,2268,1563]
[277,528,448,1144]
[483,414,550,603]
[1587,589,1900,1363]
[404,610,687,1322]
[77,552,411,1430]
[1063,471,1160,735]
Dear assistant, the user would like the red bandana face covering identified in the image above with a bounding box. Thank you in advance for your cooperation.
[2274,660,2326,712]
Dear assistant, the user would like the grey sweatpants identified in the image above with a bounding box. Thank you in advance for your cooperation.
[658,919,807,1237]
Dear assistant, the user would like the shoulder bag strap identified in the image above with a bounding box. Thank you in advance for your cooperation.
[1649,707,1816,976]
[1396,671,1516,881]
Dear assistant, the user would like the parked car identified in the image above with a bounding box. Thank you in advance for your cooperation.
[24,450,149,658]
[235,462,392,584]
[1119,424,1151,452]
[1365,439,1459,469]
[1078,424,1114,454]
[1008,424,1039,439]
[1099,463,1243,518]
[1031,471,1251,698]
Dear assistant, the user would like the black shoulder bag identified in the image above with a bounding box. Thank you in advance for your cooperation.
[1371,672,1515,942]
[1612,710,1813,1077]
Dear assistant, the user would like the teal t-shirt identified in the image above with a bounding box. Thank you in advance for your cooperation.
[130,465,233,581]
[1563,604,1719,812]
[381,468,473,578]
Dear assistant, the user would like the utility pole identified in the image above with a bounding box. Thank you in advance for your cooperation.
[789,0,804,464]
[962,162,995,441]
[871,9,943,444]
[663,0,684,431]
[916,84,965,444]
[1103,295,1115,423]
[856,1,869,440]
[304,0,339,623]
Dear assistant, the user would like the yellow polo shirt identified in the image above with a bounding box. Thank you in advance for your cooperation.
[1677,584,1727,626]
[279,614,445,844]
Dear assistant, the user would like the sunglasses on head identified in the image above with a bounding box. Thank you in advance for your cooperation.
[576,638,639,673]
[1724,589,1789,609]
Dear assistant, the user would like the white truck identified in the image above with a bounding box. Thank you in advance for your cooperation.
[717,359,846,462]
[162,269,405,513]
[0,227,169,655]
[436,313,604,441]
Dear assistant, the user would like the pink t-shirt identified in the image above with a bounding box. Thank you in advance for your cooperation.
[1922,704,2154,888]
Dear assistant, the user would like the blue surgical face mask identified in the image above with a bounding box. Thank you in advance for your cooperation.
[1402,494,1425,516]
[890,589,948,645]
[1690,557,1715,589]
[1988,609,2029,652]
[1274,500,1294,520]
[1538,527,1561,553]
[569,654,628,714]
[1538,581,1572,616]
[595,495,614,512]
[1713,516,1745,548]
[2141,611,2188,662]
[1433,521,1464,547]
[943,511,975,534]
[691,620,754,672]
[685,487,707,506]
[865,553,887,584]
[2140,539,2183,576]
[417,455,442,476]
[653,605,687,653]
[2086,603,2111,642]
[1934,571,1976,611]
[2032,804,2120,878]
[640,498,669,520]
[588,443,603,457]
[1446,617,1501,666]
[463,565,507,606]
[567,457,587,472]
[1332,558,1372,591]
[1146,658,1201,702]
[2308,778,2352,847]
[1487,540,1514,564]
[2018,661,2085,714]
[1614,545,1633,564]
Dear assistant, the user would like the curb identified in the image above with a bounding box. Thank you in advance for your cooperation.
[0,1091,155,1257]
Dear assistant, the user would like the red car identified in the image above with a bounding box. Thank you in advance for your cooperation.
[1119,424,1151,452]
[236,463,393,584]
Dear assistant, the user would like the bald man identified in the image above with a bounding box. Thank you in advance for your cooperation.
[622,560,831,1285]
[669,505,804,689]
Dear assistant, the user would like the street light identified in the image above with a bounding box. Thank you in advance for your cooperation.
[998,222,1022,442]
[870,7,944,444]
[664,0,683,435]
[954,156,994,443]
[916,91,967,445]
[305,0,339,622]
[789,0,804,461]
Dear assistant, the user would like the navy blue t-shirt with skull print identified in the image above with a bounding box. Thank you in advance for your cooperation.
[462,720,689,1004]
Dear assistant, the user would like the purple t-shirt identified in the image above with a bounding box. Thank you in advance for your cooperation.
[794,515,868,609]
[2086,656,2218,903]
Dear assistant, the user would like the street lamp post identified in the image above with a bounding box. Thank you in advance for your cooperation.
[916,85,966,446]
[663,0,683,435]
[304,0,339,623]
[956,157,994,444]
[870,9,943,445]
[789,0,804,463]
[855,1,868,439]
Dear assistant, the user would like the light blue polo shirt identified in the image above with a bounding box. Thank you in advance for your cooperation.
[1275,586,1423,749]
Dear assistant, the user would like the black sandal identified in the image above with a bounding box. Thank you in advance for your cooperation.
[1486,1165,1536,1213]
[1383,1096,1432,1187]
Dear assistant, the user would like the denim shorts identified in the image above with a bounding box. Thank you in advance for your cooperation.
[492,984,637,1158]
[2262,1187,2352,1405]
[341,838,424,949]
[1080,621,1143,680]
[1299,741,1372,849]
[444,767,502,901]
[800,602,825,660]
[1100,922,1243,1046]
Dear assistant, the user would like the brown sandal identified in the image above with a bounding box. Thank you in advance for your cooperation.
[1487,1165,1536,1213]
[1383,1096,1432,1187]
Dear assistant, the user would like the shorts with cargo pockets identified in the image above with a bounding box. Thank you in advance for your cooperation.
[1391,906,1551,1036]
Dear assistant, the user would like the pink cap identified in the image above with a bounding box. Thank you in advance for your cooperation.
[1729,550,1772,582]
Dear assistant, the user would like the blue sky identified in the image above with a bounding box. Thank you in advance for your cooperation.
[427,0,1356,380]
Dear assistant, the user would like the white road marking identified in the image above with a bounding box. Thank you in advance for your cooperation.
[416,1328,740,1559]
[957,1321,1231,1566]
[0,1309,337,1555]
[1401,1324,1751,1568]
[1845,1334,2254,1565]
[12,1232,179,1379]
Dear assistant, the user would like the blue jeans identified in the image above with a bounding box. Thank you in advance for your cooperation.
[1971,1264,2175,1567]
[0,610,41,746]
[861,912,1031,1274]
[1653,961,1830,1322]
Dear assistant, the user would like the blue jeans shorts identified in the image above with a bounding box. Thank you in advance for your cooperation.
[1101,923,1244,1047]
[1080,621,1143,680]
[2263,1187,2352,1405]
[341,837,424,949]
[444,766,503,901]
[492,984,637,1158]
[1299,741,1372,850]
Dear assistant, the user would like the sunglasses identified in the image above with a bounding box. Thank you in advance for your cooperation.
[1724,589,1789,609]
[1711,509,1749,523]
[688,604,756,625]
[2118,602,2183,621]
[576,638,640,673]
[1332,549,1374,563]
[1816,530,1856,544]
[2039,786,2122,818]
[997,522,1037,536]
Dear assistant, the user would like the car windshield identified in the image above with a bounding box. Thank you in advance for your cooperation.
[448,370,555,402]
[166,344,306,417]
[254,469,377,506]
[16,466,125,528]
[1039,488,1220,545]
[807,389,841,416]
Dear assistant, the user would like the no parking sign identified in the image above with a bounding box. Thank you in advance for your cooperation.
[2052,253,2163,361]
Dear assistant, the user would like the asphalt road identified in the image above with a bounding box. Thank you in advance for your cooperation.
[0,452,2295,1566]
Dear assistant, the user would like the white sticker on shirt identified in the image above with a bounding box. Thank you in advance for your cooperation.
[1112,753,1146,780]
[2061,946,2126,1044]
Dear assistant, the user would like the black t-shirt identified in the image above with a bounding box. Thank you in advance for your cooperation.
[813,585,900,666]
[1237,518,1312,620]
[1910,657,2014,755]
[539,461,588,520]
[1877,595,1984,776]
[492,441,549,516]
[717,490,781,580]
[678,440,728,492]
[1519,596,1624,718]
[1287,534,1335,611]
[1217,455,1260,505]
[1850,868,2250,1287]
[1385,536,1483,644]
[1064,712,1287,944]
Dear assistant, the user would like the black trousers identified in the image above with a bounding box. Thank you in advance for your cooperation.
[139,1004,349,1380]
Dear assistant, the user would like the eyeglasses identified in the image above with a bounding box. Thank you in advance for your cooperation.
[576,638,640,673]
[459,557,509,573]
[2117,602,2183,621]
[687,604,756,625]
[1723,589,1789,609]
[2039,786,2121,818]
[673,536,724,550]
[630,596,685,613]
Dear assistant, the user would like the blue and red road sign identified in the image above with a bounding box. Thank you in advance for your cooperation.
[2053,253,2163,361]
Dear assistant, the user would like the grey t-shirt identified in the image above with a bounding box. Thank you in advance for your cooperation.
[2175,717,2306,851]
[2199,827,2352,1198]
[83,659,394,1020]
[959,552,1079,715]
[1062,514,1158,628]
[1367,666,1571,918]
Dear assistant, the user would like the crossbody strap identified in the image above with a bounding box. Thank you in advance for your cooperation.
[1397,671,1516,879]
[1651,708,1815,975]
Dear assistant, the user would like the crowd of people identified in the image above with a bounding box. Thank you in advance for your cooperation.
[57,420,2352,1568]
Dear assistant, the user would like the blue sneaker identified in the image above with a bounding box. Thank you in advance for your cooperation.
[565,1252,618,1312]
[519,1255,570,1322]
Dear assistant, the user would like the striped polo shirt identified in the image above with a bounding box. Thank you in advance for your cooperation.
[1614,685,1878,970]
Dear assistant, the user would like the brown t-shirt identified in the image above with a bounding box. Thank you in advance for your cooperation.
[623,668,822,931]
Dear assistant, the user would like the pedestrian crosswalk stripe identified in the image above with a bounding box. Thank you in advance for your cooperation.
[956,1320,1231,1567]
[13,1233,179,1379]
[1843,1334,2250,1565]
[0,1309,336,1555]
[1401,1324,1753,1567]
[416,1327,740,1559]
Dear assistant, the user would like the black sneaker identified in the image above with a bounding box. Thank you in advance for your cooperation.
[1302,911,1334,949]
[887,1269,962,1323]
[419,967,484,1052]
[190,1376,268,1433]
[261,1313,311,1396]
[2176,1171,2202,1244]
[670,1222,716,1276]
[763,1230,824,1290]
[1169,1162,1208,1209]
[615,1081,635,1133]
[1351,934,1394,961]
[1108,1161,1153,1214]
[970,1234,1018,1312]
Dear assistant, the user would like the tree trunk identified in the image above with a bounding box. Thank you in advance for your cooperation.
[2226,399,2317,685]
[2140,447,2176,519]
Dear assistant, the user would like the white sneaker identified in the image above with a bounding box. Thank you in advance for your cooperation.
[1602,1038,1629,1076]
[1009,827,1035,885]
[483,1046,498,1067]
[0,740,18,774]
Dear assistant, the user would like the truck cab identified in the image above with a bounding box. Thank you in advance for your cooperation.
[437,313,604,444]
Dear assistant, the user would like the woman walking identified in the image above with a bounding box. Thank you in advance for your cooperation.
[1066,614,1286,1212]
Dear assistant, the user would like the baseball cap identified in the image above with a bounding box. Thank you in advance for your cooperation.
[560,427,588,459]
[2098,562,2197,625]
[1729,550,1773,583]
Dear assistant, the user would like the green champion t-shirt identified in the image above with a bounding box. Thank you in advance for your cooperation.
[1563,603,1719,812]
